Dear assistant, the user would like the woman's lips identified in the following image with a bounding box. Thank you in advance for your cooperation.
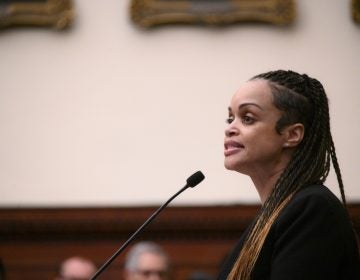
[224,140,244,156]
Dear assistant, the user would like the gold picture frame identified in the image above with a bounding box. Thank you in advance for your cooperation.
[353,0,360,23]
[0,0,74,30]
[130,0,296,28]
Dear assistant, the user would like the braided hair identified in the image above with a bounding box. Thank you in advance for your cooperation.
[227,70,346,280]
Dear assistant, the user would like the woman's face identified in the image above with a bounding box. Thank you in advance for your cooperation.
[224,79,289,176]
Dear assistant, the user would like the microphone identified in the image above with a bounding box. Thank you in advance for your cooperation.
[90,171,205,280]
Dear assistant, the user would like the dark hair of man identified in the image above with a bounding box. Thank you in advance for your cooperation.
[227,70,347,280]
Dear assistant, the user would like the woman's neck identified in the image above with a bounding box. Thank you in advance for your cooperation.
[252,171,282,204]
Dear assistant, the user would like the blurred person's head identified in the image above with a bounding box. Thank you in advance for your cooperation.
[124,241,170,280]
[55,256,97,280]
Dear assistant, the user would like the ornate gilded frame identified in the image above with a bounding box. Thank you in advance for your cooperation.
[353,0,360,23]
[130,0,296,28]
[0,0,74,30]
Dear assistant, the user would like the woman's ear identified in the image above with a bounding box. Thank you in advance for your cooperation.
[283,123,304,148]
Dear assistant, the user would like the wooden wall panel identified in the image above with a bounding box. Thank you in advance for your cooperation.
[0,204,359,280]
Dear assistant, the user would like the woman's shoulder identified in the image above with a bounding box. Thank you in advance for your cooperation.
[293,184,338,200]
[276,184,351,233]
[271,184,360,269]
[292,184,345,212]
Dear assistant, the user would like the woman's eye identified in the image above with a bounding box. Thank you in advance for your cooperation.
[242,115,254,124]
[226,116,234,124]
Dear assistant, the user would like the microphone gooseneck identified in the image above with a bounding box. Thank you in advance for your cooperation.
[90,171,205,280]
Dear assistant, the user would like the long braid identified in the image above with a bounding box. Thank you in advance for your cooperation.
[227,70,347,280]
[330,136,346,205]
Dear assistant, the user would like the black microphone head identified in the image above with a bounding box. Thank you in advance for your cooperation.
[186,171,205,188]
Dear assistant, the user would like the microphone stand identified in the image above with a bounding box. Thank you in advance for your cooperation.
[90,184,189,280]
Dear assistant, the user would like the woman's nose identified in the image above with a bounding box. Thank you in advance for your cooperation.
[225,124,238,137]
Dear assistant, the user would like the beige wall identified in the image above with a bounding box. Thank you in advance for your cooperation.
[0,0,359,207]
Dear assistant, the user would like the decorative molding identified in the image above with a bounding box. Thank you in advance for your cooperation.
[353,0,360,23]
[0,205,259,241]
[0,0,74,30]
[130,0,296,28]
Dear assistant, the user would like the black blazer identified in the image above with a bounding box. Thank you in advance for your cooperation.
[217,185,360,280]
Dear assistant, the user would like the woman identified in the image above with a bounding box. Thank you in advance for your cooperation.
[219,70,360,280]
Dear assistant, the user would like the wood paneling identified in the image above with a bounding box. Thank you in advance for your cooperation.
[0,204,359,280]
